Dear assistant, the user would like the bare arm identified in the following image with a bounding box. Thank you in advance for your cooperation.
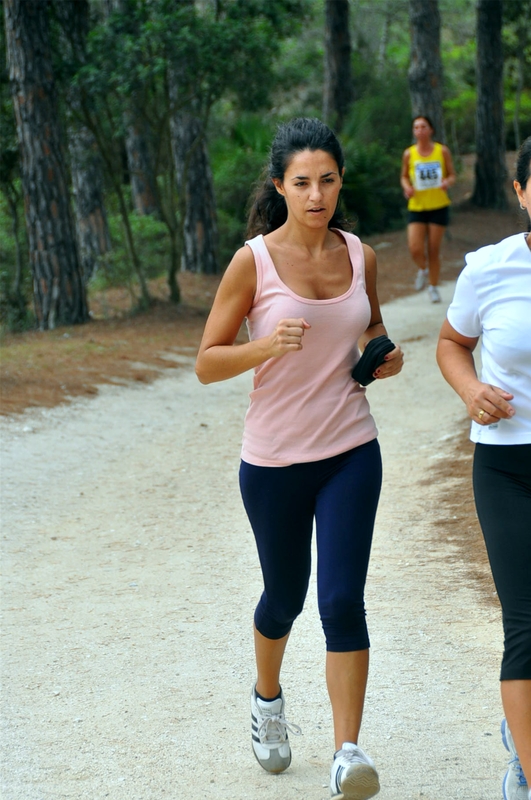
[436,319,514,424]
[440,145,456,191]
[400,148,415,198]
[195,245,310,384]
[359,244,403,380]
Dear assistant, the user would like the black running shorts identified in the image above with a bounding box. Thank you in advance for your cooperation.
[407,207,450,226]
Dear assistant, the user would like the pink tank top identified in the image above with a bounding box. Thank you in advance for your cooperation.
[241,230,378,466]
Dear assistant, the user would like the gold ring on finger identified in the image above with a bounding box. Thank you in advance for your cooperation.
[478,409,485,419]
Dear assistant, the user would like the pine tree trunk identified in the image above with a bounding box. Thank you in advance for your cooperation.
[323,0,353,133]
[169,65,219,275]
[4,0,88,329]
[408,0,446,142]
[54,0,112,282]
[69,128,112,282]
[472,0,507,208]
[124,113,159,217]
[106,0,159,217]
[170,109,219,274]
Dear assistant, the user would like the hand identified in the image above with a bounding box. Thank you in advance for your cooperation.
[267,318,311,359]
[373,345,404,380]
[440,178,450,191]
[464,381,515,425]
[403,185,415,199]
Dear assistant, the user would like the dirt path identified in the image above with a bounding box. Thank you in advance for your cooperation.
[1,282,506,800]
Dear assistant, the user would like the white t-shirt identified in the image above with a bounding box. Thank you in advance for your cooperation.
[447,232,531,445]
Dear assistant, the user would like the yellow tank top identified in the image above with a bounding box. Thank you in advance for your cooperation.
[407,142,450,212]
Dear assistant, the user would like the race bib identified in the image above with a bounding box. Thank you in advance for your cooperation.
[414,161,443,190]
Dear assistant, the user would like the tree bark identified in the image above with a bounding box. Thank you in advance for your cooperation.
[323,0,354,133]
[4,0,88,329]
[471,0,507,208]
[168,65,219,275]
[408,0,446,142]
[106,0,159,217]
[69,128,112,282]
[54,0,112,282]
[124,113,159,217]
[170,108,219,274]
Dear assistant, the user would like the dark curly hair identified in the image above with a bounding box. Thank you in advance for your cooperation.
[515,136,531,190]
[515,136,531,231]
[246,117,350,238]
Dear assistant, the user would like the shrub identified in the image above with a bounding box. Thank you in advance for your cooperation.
[341,141,405,235]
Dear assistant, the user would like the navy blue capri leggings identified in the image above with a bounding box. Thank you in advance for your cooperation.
[473,443,531,681]
[239,438,382,652]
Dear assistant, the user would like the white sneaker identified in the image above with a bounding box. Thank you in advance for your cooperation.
[414,268,428,290]
[330,742,380,799]
[502,718,529,800]
[250,684,302,774]
[428,284,441,303]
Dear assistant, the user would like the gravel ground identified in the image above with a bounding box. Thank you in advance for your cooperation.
[1,281,506,800]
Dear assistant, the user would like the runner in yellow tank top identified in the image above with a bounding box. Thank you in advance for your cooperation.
[400,116,456,302]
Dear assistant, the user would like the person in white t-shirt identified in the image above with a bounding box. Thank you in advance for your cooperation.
[437,136,531,800]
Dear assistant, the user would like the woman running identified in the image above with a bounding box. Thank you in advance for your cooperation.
[400,115,456,303]
[196,117,403,799]
[437,136,531,800]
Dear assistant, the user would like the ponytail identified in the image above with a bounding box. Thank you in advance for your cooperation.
[246,176,287,238]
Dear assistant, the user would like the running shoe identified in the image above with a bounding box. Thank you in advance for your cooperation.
[250,684,302,774]
[502,718,529,800]
[428,285,441,303]
[330,742,380,799]
[414,268,428,291]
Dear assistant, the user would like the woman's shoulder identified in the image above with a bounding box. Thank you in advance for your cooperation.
[332,227,360,243]
[244,232,264,249]
[332,228,365,255]
[464,233,528,272]
[224,241,258,280]
[431,141,449,157]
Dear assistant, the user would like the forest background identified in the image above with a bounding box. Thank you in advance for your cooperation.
[0,0,530,413]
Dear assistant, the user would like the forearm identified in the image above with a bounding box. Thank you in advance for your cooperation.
[441,174,456,191]
[196,338,272,384]
[436,337,479,402]
[400,177,413,194]
[437,334,515,422]
[359,321,387,350]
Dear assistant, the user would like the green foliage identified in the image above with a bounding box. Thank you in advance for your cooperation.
[340,141,405,235]
[505,90,531,150]
[3,0,531,320]
[343,72,412,157]
[503,0,531,149]
[270,3,324,118]
[90,208,169,291]
[444,88,476,155]
[327,66,410,235]
[0,278,33,333]
[77,0,310,121]
[354,0,410,73]
[0,190,33,332]
[64,0,311,290]
[211,114,274,267]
